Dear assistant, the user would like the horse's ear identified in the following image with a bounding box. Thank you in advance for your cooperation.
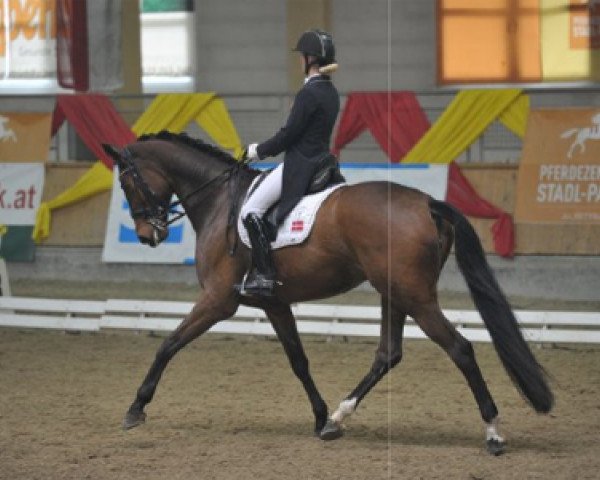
[102,144,122,165]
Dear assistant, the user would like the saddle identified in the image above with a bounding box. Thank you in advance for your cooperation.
[306,153,345,194]
[249,154,345,240]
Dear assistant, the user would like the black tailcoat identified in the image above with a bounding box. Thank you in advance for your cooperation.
[256,75,340,224]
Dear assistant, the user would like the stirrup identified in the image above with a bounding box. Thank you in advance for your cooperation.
[235,272,277,297]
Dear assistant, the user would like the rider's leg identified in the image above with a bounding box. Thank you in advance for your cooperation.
[239,165,283,295]
[240,164,284,218]
[242,214,277,294]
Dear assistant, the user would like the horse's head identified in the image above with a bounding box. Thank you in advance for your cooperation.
[103,143,172,247]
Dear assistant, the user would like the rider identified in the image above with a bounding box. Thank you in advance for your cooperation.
[239,29,340,297]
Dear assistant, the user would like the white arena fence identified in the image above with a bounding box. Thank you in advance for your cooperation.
[0,297,599,344]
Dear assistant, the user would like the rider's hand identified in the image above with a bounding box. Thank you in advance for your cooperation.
[247,143,259,160]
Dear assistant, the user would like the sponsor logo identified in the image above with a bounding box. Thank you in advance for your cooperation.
[560,112,600,159]
[0,116,17,143]
[291,220,304,232]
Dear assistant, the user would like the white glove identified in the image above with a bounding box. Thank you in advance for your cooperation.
[247,143,259,160]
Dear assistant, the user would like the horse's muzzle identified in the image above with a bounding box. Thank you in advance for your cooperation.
[138,231,159,248]
[136,220,167,247]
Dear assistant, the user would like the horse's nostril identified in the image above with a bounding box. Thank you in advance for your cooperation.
[138,235,151,245]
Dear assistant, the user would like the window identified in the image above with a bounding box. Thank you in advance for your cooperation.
[0,0,197,94]
[140,0,195,93]
[0,0,70,94]
[437,0,542,84]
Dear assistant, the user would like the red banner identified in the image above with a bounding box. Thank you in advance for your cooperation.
[56,0,89,91]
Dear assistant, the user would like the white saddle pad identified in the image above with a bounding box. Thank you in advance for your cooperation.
[238,181,346,250]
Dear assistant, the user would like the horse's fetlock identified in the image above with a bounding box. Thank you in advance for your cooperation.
[481,400,499,423]
[136,384,155,404]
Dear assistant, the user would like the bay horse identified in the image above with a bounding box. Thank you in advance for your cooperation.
[102,132,553,455]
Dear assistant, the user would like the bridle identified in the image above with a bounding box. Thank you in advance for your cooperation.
[117,148,171,236]
[117,147,249,253]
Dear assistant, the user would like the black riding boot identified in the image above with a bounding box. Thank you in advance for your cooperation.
[241,213,277,296]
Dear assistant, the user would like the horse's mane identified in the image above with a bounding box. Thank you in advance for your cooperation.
[137,131,241,167]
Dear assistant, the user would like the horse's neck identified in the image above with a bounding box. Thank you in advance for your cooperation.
[153,147,257,230]
[161,152,228,198]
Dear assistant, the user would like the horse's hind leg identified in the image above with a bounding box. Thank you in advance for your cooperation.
[412,302,505,455]
[264,303,328,434]
[320,297,405,441]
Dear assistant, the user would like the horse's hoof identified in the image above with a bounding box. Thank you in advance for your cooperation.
[319,419,344,441]
[486,438,506,456]
[122,410,146,430]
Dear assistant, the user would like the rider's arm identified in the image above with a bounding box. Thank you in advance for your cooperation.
[256,88,317,159]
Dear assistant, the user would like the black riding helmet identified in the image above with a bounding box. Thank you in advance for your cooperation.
[293,29,337,75]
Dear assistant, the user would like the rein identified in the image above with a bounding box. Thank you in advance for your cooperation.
[164,165,237,226]
[119,147,251,255]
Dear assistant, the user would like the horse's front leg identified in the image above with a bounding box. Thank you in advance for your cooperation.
[264,303,329,434]
[123,293,238,429]
[320,297,405,440]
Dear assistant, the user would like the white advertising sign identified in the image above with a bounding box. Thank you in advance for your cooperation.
[339,163,448,200]
[102,163,448,264]
[0,163,45,225]
[102,172,197,264]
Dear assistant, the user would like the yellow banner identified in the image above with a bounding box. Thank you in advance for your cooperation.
[541,0,600,80]
[0,113,51,162]
[515,109,600,223]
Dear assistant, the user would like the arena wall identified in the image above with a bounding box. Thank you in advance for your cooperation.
[39,162,600,256]
[3,1,599,302]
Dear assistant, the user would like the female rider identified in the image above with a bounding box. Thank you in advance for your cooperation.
[239,29,340,297]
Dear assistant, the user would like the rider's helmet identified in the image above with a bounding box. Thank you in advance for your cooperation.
[293,29,337,75]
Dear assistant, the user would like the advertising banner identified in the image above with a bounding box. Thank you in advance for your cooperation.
[0,163,44,225]
[0,113,52,162]
[515,109,600,223]
[102,164,448,264]
[0,163,45,261]
[0,0,57,78]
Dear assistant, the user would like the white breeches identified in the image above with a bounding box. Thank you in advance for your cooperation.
[240,164,284,219]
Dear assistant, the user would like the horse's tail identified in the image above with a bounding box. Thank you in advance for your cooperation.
[560,128,578,139]
[429,199,554,414]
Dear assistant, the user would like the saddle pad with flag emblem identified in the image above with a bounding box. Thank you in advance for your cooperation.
[238,181,346,250]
